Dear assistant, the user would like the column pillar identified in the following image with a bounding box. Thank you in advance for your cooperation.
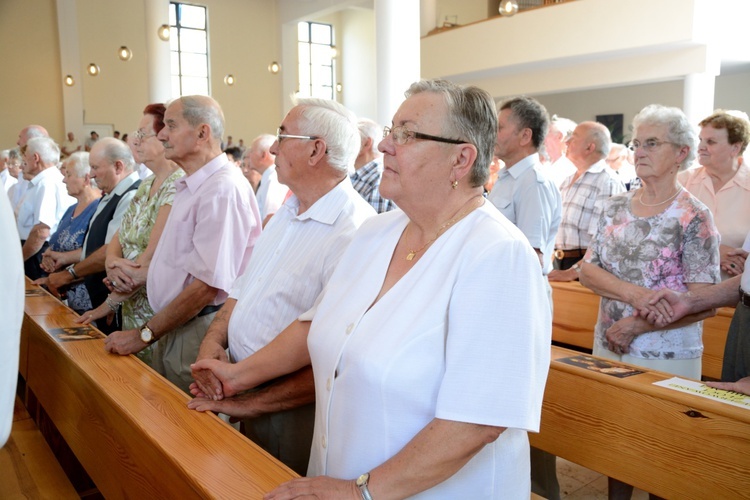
[144,0,172,103]
[375,0,421,125]
[57,0,84,137]
[683,73,716,125]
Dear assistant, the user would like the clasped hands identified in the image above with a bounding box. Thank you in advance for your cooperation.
[105,257,146,294]
[605,288,680,355]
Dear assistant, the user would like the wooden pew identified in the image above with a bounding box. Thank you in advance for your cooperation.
[21,280,297,499]
[530,346,750,499]
[550,281,735,379]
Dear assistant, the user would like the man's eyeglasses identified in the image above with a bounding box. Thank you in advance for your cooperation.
[628,139,678,152]
[133,130,157,142]
[383,125,465,146]
[276,128,319,143]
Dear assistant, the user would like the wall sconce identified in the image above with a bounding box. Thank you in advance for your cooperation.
[330,46,338,59]
[499,0,519,16]
[268,61,281,74]
[64,75,75,86]
[87,63,100,76]
[223,74,236,86]
[336,83,342,93]
[158,24,171,41]
[118,46,133,61]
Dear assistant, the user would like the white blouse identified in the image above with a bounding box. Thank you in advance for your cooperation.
[306,203,552,498]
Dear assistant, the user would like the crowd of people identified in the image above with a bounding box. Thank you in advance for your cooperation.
[3,78,750,499]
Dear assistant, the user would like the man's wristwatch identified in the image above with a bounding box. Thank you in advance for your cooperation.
[66,264,79,279]
[356,472,373,500]
[139,324,156,345]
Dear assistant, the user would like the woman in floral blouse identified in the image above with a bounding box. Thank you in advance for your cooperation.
[78,104,183,364]
[580,103,722,500]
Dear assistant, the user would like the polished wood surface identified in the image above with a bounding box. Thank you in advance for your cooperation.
[0,397,78,499]
[22,280,297,499]
[550,281,734,379]
[530,346,750,499]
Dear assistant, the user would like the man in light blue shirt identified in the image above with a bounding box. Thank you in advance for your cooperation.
[488,96,561,276]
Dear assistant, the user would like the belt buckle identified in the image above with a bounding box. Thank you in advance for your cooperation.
[554,249,565,260]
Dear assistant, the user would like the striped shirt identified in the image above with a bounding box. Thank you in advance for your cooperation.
[227,177,376,361]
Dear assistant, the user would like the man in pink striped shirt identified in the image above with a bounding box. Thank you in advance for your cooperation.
[103,95,261,393]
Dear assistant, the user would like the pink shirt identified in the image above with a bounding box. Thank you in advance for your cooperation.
[147,154,261,312]
[678,163,750,249]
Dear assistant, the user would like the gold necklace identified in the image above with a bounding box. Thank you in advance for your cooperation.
[637,187,681,207]
[405,195,484,261]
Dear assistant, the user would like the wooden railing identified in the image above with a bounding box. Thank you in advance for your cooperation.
[19,279,297,499]
[550,281,735,380]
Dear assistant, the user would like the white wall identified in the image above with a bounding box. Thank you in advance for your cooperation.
[340,8,378,120]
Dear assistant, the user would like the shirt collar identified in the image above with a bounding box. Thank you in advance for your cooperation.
[501,153,539,179]
[586,159,608,174]
[109,172,140,197]
[29,165,62,186]
[288,176,356,225]
[177,153,229,194]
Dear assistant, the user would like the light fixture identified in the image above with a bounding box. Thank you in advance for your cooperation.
[499,0,519,17]
[268,61,281,74]
[118,46,133,61]
[336,83,342,93]
[87,63,100,76]
[224,74,236,86]
[64,75,75,86]
[158,24,171,41]
[330,45,338,59]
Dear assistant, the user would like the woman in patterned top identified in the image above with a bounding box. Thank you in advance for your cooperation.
[35,152,100,314]
[77,104,183,364]
[580,103,722,500]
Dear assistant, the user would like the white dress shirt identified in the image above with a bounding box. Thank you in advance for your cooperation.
[82,171,140,251]
[16,167,75,239]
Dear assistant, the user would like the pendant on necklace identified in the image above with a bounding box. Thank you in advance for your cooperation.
[406,251,416,261]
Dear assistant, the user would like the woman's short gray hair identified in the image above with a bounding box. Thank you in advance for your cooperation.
[632,104,697,170]
[294,97,360,173]
[405,79,497,187]
[178,95,225,140]
[65,152,92,181]
[26,137,61,165]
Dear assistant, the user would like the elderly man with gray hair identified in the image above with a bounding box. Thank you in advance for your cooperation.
[350,118,396,213]
[102,95,261,395]
[45,138,141,332]
[188,97,376,474]
[0,150,18,192]
[549,121,625,282]
[17,136,75,279]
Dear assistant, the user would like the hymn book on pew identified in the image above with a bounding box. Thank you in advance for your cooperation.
[654,377,750,410]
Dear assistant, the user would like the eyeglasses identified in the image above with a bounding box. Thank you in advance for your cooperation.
[133,129,157,142]
[628,139,678,152]
[383,125,465,146]
[276,128,319,143]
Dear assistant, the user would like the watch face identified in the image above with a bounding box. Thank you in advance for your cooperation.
[140,327,153,343]
[356,473,369,486]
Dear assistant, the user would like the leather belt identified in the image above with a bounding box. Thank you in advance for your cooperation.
[554,248,585,260]
[741,287,750,308]
[198,304,223,317]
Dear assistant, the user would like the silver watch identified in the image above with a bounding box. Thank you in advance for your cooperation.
[356,472,373,500]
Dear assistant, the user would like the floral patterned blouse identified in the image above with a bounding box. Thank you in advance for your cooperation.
[118,170,183,331]
[50,199,100,313]
[585,189,720,360]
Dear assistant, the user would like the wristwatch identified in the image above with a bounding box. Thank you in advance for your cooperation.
[572,262,581,274]
[356,472,373,500]
[66,264,79,279]
[139,324,156,345]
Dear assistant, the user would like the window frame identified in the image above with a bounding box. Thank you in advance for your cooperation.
[170,1,210,97]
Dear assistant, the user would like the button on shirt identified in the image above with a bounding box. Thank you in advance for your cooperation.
[350,159,396,214]
[227,177,375,361]
[17,167,75,239]
[148,154,261,312]
[555,160,625,251]
[488,153,562,275]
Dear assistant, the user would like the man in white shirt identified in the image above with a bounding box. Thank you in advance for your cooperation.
[542,115,577,188]
[60,132,82,158]
[245,134,288,221]
[17,137,75,279]
[190,98,376,474]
